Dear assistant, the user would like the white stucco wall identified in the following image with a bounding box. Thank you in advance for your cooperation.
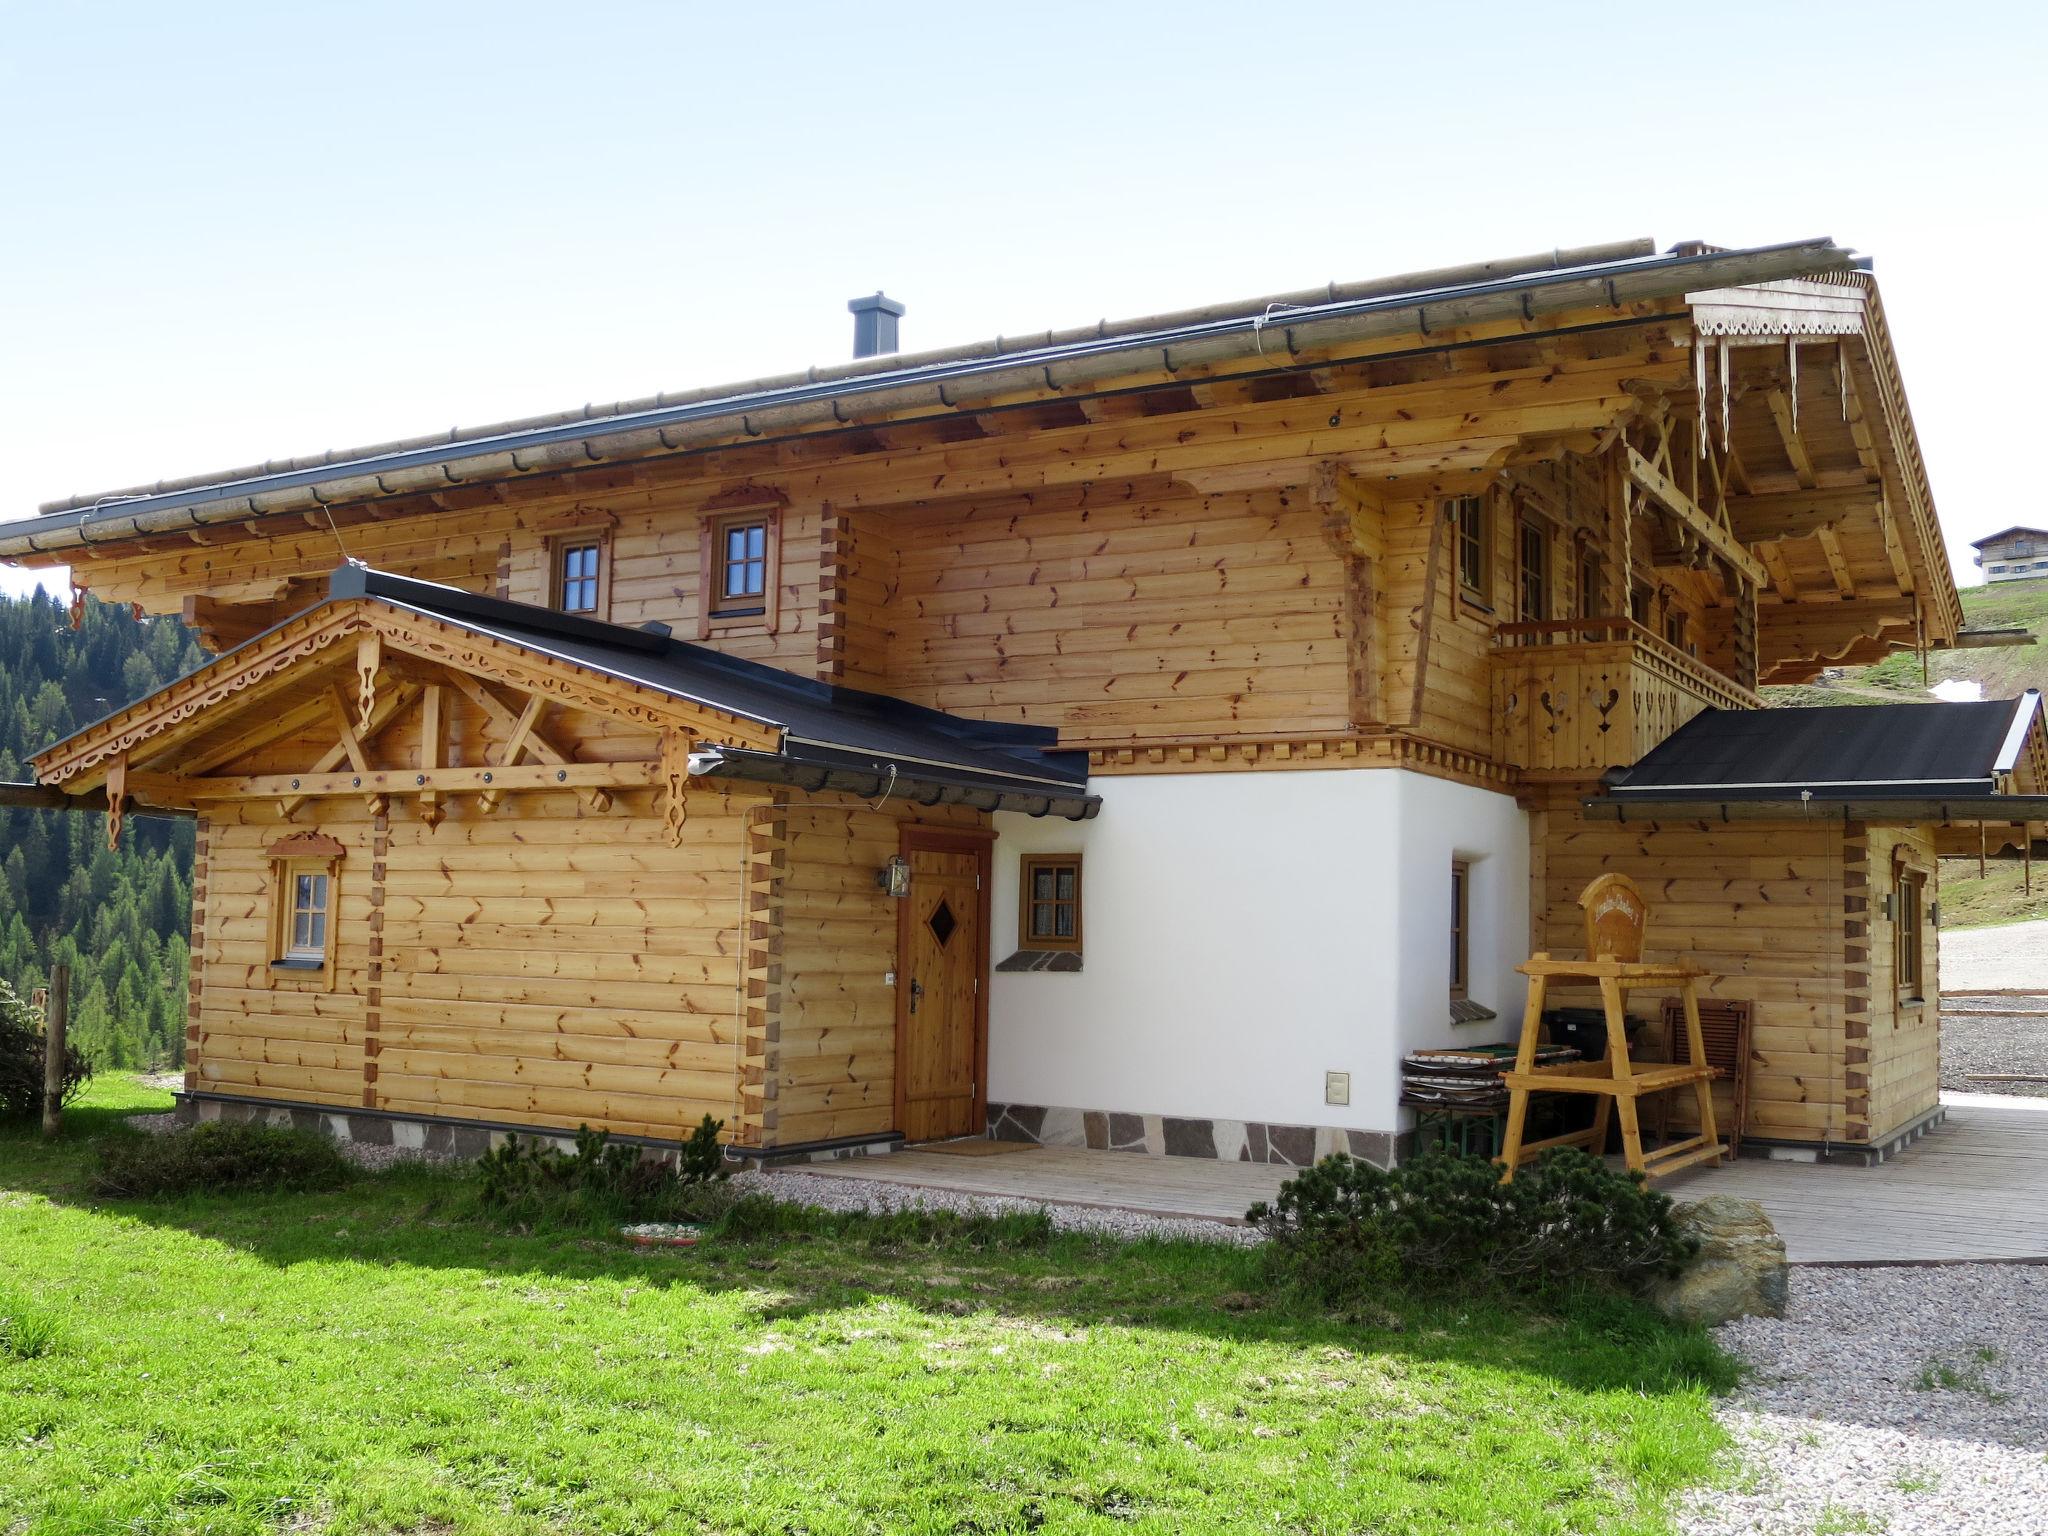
[988,768,1529,1133]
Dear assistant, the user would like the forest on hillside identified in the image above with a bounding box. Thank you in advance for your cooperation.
[0,588,207,1070]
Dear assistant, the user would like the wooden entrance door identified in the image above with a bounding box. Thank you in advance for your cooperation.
[895,829,991,1142]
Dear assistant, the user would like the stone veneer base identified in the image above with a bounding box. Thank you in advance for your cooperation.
[175,1092,903,1168]
[986,1101,1400,1168]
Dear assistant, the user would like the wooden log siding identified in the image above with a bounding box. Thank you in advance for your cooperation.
[775,799,986,1147]
[1862,825,1942,1142]
[1528,786,1852,1145]
[192,805,376,1106]
[879,482,1353,742]
[372,788,762,1141]
[187,783,769,1142]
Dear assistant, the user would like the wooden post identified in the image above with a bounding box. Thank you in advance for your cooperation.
[41,962,69,1140]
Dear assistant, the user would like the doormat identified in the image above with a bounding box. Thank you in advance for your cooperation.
[921,1139,1032,1158]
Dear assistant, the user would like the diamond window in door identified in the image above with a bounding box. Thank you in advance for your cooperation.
[927,897,958,949]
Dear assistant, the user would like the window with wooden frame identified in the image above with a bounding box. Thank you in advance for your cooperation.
[696,494,783,636]
[266,831,344,985]
[1450,859,1471,999]
[1450,495,1490,601]
[1663,608,1690,652]
[550,532,610,618]
[1894,868,1927,1002]
[1019,854,1082,953]
[1576,545,1602,619]
[1517,519,1549,623]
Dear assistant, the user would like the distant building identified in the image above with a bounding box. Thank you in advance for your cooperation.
[1972,526,2048,582]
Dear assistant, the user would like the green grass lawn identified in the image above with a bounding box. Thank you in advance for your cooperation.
[1,1077,1734,1535]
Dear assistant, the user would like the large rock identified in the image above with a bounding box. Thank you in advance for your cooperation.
[1650,1195,1789,1326]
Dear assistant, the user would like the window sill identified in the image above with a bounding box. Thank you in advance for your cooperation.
[270,958,326,973]
[1449,997,1498,1026]
[1457,592,1494,616]
[996,949,1082,974]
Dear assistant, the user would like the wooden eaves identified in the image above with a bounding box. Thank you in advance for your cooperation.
[0,239,1856,561]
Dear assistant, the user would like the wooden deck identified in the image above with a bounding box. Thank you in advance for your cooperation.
[785,1093,2048,1264]
[1658,1092,2048,1265]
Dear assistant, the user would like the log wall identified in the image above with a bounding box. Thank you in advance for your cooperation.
[769,797,986,1147]
[191,787,770,1143]
[1861,824,1942,1142]
[1530,789,1852,1146]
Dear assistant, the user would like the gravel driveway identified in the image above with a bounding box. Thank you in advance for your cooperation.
[1680,1266,2048,1536]
[1941,920,2048,992]
[1940,1000,2048,1097]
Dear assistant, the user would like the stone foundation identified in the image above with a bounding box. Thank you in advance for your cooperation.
[985,1100,1397,1168]
[176,1092,902,1168]
[1736,1104,1946,1166]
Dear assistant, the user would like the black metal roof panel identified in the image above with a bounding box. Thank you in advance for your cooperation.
[331,566,1092,798]
[1604,701,2022,801]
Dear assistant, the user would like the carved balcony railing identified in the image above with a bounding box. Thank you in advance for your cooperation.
[1490,617,1764,775]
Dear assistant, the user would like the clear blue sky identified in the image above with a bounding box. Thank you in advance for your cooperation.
[2,1,2041,599]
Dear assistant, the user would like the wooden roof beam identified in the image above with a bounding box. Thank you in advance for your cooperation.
[1815,526,1858,598]
[1726,485,1880,543]
[1766,388,1818,489]
[1624,445,1767,586]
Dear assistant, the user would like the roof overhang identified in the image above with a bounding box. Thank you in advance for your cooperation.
[1582,794,2048,827]
[0,239,1856,560]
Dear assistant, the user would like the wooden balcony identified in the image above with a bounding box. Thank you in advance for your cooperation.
[1491,618,1764,775]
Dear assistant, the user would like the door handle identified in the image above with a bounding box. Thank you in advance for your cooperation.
[909,978,925,1015]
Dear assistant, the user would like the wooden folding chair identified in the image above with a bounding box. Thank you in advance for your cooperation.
[1660,997,1752,1158]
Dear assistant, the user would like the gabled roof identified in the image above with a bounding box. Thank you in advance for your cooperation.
[0,237,1858,557]
[33,565,1098,820]
[1600,694,2043,805]
[1971,526,2048,549]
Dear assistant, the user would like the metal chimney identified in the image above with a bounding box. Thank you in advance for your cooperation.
[848,292,905,359]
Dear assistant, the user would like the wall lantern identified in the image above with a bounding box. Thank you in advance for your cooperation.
[876,855,911,898]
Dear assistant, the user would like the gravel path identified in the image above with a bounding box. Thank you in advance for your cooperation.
[1941,921,2048,992]
[737,1166,1261,1245]
[1939,1000,2048,1097]
[1680,1265,2048,1536]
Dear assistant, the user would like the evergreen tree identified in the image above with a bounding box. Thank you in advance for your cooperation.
[0,591,208,1068]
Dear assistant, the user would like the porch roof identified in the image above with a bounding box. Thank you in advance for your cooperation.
[1588,692,2048,822]
[31,564,1100,820]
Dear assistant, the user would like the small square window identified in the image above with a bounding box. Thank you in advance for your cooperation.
[700,506,781,633]
[1019,854,1082,953]
[551,535,608,617]
[267,842,342,985]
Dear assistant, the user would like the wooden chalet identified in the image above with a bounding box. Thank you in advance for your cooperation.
[3,234,2037,1164]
